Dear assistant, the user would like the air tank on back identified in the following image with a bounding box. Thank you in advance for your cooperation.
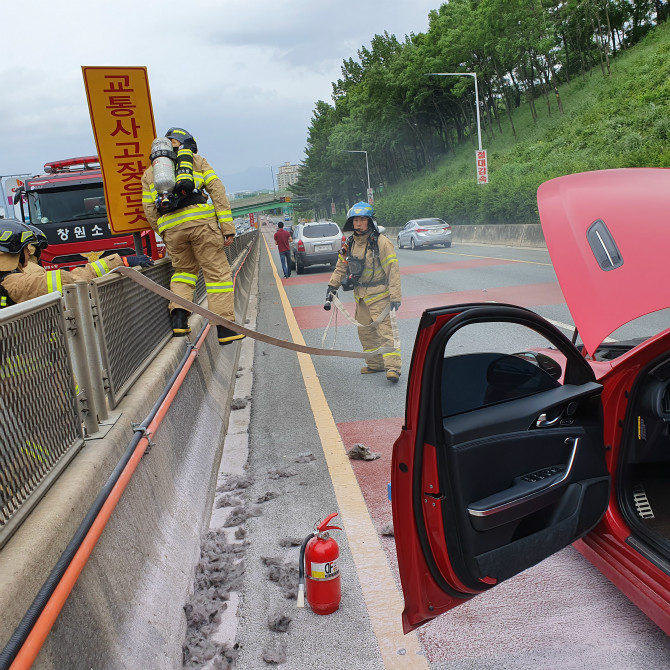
[150,137,176,210]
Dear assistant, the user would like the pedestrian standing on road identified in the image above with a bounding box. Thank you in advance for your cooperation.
[141,127,245,346]
[274,221,293,278]
[325,202,402,383]
[0,219,153,308]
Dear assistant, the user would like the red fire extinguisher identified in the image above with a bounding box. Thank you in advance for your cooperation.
[297,512,341,615]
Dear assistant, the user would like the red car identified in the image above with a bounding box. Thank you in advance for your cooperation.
[392,168,670,636]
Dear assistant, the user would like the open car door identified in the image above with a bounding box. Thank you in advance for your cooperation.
[392,304,610,633]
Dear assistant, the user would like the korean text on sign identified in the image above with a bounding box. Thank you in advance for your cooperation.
[476,149,489,184]
[82,67,157,235]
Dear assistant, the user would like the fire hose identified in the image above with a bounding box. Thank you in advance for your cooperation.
[112,265,399,359]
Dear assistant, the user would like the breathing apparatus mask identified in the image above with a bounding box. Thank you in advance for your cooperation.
[341,252,365,291]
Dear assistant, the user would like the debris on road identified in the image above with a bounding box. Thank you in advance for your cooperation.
[268,467,298,479]
[346,443,380,461]
[262,556,299,599]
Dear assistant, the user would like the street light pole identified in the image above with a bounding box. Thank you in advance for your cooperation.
[267,165,276,194]
[425,72,488,184]
[425,72,482,151]
[345,150,371,199]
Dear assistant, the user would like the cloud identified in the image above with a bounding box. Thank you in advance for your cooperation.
[1,0,438,190]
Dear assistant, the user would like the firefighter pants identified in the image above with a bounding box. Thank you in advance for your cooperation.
[355,296,401,372]
[163,219,235,322]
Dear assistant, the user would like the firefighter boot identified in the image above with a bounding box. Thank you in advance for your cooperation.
[386,370,400,384]
[217,325,246,346]
[171,308,191,336]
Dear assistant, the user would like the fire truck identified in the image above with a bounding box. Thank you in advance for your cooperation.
[13,156,164,270]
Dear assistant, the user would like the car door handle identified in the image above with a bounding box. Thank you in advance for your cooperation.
[468,437,580,519]
[536,412,561,428]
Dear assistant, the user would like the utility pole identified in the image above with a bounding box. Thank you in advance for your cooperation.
[345,150,373,202]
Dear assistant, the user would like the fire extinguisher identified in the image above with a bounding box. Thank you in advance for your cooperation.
[297,512,341,615]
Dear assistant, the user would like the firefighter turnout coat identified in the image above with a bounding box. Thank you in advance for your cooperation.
[0,254,126,308]
[141,154,236,321]
[327,231,401,372]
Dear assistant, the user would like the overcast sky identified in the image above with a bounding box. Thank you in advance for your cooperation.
[1,0,439,194]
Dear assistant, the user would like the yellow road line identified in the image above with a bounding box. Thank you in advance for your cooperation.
[262,237,428,669]
[422,247,552,266]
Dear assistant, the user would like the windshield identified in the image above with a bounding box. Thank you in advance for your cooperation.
[303,223,340,238]
[28,184,107,224]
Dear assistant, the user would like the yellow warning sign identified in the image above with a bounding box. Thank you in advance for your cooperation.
[82,67,157,235]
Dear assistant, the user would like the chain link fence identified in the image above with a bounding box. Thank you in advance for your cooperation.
[0,294,84,547]
[0,230,257,545]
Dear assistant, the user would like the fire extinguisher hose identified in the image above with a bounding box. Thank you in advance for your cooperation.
[297,532,315,608]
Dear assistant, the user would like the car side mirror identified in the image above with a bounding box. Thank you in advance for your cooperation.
[377,225,386,235]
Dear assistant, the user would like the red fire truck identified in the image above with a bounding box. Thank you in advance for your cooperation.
[14,156,164,270]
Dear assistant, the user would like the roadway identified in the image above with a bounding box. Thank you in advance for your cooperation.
[199,228,670,669]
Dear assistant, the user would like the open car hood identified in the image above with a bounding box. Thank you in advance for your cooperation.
[537,168,670,356]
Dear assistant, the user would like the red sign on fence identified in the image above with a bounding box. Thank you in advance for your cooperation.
[476,149,489,184]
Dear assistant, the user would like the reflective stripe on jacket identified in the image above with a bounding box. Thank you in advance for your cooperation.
[141,154,234,237]
[0,255,124,305]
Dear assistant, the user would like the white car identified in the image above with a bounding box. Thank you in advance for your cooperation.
[397,218,452,249]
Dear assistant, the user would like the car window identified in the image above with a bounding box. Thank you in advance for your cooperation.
[440,322,563,418]
[441,353,561,418]
[302,223,340,238]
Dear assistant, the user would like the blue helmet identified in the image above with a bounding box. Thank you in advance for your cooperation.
[344,201,378,232]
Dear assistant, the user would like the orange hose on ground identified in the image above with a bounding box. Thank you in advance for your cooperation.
[9,325,211,669]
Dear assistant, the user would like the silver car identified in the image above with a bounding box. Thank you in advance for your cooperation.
[397,218,452,249]
[291,220,345,274]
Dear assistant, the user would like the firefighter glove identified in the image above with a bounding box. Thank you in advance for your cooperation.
[124,255,154,268]
[390,301,401,312]
[326,285,337,300]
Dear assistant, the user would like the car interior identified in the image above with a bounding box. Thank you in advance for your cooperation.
[609,349,670,565]
[415,310,611,592]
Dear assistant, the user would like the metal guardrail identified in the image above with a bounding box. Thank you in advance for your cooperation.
[0,229,257,545]
[94,260,173,409]
[0,293,84,548]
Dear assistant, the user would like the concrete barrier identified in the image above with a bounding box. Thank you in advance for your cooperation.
[0,240,258,669]
[382,224,546,248]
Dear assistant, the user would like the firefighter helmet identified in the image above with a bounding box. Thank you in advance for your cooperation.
[25,224,49,249]
[343,201,378,233]
[0,219,38,271]
[0,219,38,254]
[165,127,198,153]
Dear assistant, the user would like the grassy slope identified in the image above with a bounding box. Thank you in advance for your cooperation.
[374,21,670,227]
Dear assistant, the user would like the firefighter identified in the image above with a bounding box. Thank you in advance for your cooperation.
[326,202,402,383]
[0,219,153,307]
[22,224,49,275]
[141,127,244,345]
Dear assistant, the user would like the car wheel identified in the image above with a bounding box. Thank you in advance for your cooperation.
[410,238,416,250]
[296,257,305,275]
[444,241,452,248]
[397,236,403,249]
